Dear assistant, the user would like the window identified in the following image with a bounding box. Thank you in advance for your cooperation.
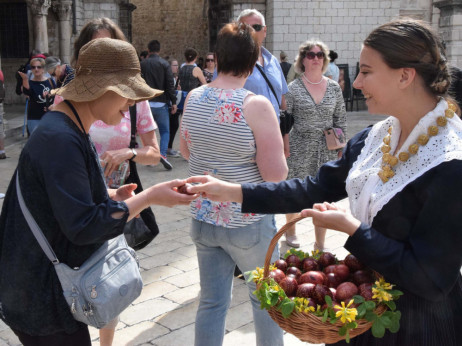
[0,2,29,58]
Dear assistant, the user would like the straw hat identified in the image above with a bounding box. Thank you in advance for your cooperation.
[52,38,163,102]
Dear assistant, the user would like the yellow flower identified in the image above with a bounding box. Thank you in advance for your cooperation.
[334,300,358,324]
[252,267,265,282]
[372,287,393,302]
[375,277,394,290]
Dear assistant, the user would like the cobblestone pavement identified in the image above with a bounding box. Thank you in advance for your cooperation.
[0,109,382,346]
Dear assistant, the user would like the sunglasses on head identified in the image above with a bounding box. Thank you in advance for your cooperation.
[305,51,325,60]
[31,65,43,70]
[206,59,214,62]
[251,24,265,32]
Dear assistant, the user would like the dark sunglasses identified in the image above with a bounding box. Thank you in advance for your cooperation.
[206,59,214,62]
[31,65,43,70]
[305,51,325,60]
[251,24,265,32]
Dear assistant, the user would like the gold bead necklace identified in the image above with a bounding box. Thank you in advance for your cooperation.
[378,103,457,183]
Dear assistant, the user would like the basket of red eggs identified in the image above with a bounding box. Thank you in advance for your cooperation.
[248,215,403,344]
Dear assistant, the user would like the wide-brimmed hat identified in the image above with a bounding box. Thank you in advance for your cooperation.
[52,38,163,102]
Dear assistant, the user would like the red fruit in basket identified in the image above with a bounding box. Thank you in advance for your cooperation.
[329,287,337,296]
[335,264,351,281]
[344,254,364,272]
[352,270,374,286]
[286,254,301,269]
[359,283,373,301]
[324,265,336,274]
[279,276,298,297]
[312,284,333,305]
[296,283,316,298]
[326,273,343,288]
[286,266,302,279]
[269,269,286,284]
[274,259,288,273]
[299,271,327,285]
[301,257,319,272]
[335,282,359,302]
[318,252,336,268]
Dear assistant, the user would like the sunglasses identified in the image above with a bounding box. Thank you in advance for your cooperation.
[206,59,214,62]
[31,65,43,70]
[251,24,265,32]
[305,51,325,60]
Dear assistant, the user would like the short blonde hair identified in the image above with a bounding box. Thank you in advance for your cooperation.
[30,58,45,67]
[294,40,330,74]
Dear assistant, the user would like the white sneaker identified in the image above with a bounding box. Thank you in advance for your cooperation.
[285,235,300,248]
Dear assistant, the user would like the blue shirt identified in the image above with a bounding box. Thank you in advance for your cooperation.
[213,47,288,119]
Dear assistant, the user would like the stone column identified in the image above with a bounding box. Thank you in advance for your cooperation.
[434,0,462,66]
[26,0,52,53]
[53,0,73,63]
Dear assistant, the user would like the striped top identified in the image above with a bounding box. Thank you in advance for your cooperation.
[181,85,265,228]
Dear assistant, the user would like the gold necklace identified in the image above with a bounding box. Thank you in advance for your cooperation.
[378,102,457,183]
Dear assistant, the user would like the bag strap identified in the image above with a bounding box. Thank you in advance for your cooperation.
[255,64,280,109]
[15,173,60,264]
[64,100,87,135]
[129,105,137,149]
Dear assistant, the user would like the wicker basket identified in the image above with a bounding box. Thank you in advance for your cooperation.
[262,215,386,344]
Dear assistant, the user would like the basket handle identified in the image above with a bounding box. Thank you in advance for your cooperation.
[263,214,306,279]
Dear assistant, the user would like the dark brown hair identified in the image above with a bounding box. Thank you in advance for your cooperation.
[72,18,127,66]
[216,23,259,77]
[364,18,451,97]
[184,48,198,63]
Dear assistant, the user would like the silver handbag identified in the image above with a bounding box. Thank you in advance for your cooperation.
[16,174,143,329]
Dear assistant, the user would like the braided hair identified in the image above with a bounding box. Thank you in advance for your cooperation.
[364,19,451,97]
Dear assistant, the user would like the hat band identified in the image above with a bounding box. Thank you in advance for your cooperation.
[75,66,140,76]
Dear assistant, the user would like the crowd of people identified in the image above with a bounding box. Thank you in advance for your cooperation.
[1,8,462,346]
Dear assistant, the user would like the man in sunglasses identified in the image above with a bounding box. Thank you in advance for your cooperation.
[237,9,289,156]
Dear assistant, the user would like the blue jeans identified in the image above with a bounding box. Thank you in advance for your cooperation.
[191,215,284,346]
[150,105,170,157]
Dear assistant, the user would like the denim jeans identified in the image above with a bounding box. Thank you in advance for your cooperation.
[191,215,284,346]
[150,105,170,157]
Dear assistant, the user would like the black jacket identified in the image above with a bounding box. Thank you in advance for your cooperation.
[140,53,176,105]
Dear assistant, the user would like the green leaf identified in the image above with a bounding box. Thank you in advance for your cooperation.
[329,308,336,319]
[357,303,367,318]
[371,319,386,338]
[389,311,401,333]
[353,295,365,304]
[338,325,347,336]
[364,301,376,310]
[279,298,295,318]
[330,317,338,324]
[364,310,377,322]
[379,315,392,328]
[325,295,333,307]
[389,289,404,297]
[347,321,358,329]
[385,300,396,311]
[270,293,279,306]
[322,309,329,322]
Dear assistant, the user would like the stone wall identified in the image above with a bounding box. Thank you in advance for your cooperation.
[131,0,209,64]
[267,0,402,82]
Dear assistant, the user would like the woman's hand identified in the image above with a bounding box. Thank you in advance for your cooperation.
[186,175,243,203]
[18,71,28,80]
[113,184,137,201]
[300,202,361,236]
[145,179,199,207]
[100,149,132,177]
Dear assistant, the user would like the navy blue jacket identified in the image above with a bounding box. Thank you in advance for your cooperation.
[0,111,129,335]
[242,128,462,345]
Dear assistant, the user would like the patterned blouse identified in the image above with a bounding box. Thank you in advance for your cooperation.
[286,77,347,179]
[181,86,265,228]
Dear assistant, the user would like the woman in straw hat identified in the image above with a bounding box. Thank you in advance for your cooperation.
[0,38,198,346]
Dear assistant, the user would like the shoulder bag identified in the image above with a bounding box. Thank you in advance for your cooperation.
[324,127,346,150]
[16,172,143,329]
[256,64,294,135]
[123,105,160,250]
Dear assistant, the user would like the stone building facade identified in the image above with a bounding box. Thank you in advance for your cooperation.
[1,0,461,104]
